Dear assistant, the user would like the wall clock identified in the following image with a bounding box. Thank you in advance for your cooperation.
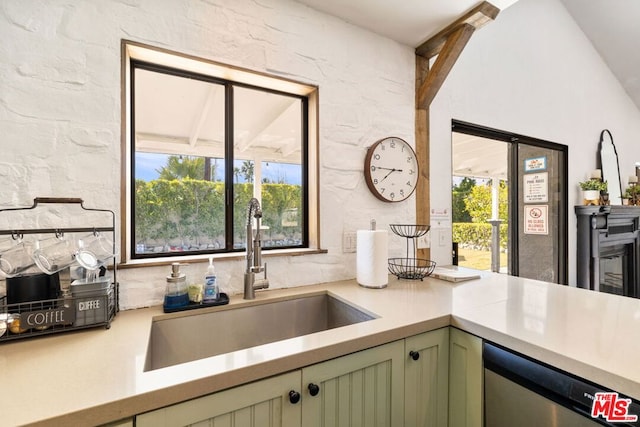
[364,137,419,203]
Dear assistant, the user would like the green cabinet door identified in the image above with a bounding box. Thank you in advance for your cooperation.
[135,327,482,427]
[136,370,301,427]
[301,340,405,427]
[448,327,483,427]
[404,327,450,427]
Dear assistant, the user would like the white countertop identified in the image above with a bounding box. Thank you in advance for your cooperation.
[4,271,640,426]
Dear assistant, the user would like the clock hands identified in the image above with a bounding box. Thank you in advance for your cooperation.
[380,171,393,183]
[374,166,404,172]
[378,167,403,183]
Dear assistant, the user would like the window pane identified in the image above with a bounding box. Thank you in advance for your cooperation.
[233,158,254,249]
[133,67,226,256]
[233,87,303,250]
[261,161,303,248]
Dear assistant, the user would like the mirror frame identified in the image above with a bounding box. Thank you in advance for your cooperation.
[598,129,622,205]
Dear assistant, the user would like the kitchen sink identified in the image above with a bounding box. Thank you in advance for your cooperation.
[144,293,377,371]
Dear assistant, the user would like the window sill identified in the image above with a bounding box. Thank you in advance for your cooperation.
[117,248,328,270]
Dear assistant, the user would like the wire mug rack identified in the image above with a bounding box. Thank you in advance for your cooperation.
[388,224,436,280]
[0,198,117,343]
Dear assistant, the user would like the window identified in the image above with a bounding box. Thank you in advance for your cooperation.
[123,42,318,262]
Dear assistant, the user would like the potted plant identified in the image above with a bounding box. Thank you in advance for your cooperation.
[624,185,640,205]
[579,179,607,205]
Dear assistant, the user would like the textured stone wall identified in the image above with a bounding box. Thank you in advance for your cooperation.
[0,0,416,308]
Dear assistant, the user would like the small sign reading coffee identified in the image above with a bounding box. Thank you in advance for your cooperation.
[23,306,76,328]
[78,299,101,311]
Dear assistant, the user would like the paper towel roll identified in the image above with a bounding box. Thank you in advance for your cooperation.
[356,229,388,288]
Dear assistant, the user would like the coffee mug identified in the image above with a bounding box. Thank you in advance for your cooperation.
[32,235,77,275]
[76,232,116,270]
[0,239,35,277]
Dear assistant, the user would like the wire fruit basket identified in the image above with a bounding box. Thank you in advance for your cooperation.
[388,224,436,280]
[389,224,431,239]
[388,257,436,280]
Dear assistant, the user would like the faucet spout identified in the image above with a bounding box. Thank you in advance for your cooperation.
[244,198,269,299]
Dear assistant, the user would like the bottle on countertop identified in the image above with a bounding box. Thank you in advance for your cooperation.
[203,256,219,302]
[163,263,189,310]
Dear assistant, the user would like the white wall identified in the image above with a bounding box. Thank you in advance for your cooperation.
[430,0,640,286]
[0,0,417,309]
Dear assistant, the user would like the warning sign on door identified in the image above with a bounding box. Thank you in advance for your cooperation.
[524,205,548,235]
[523,172,548,203]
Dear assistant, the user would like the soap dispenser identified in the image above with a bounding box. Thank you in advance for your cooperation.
[163,262,189,311]
[203,256,219,302]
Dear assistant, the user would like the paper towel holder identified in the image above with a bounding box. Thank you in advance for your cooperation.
[388,224,436,280]
[356,227,388,289]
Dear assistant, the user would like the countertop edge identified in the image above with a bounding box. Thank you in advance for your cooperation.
[30,314,452,426]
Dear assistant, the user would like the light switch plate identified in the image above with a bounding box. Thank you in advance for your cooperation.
[417,233,430,249]
[343,232,357,253]
[439,231,446,247]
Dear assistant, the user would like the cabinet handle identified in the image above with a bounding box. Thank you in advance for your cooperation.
[409,350,420,361]
[308,383,320,396]
[289,390,301,404]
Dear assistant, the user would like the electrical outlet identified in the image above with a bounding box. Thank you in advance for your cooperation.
[343,232,357,253]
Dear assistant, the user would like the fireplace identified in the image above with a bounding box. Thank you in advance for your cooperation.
[599,244,632,295]
[576,206,640,298]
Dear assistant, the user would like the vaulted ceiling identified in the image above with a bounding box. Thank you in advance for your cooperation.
[294,0,640,180]
[294,0,519,47]
[295,0,640,111]
[559,0,640,111]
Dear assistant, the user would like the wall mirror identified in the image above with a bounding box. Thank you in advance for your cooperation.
[599,129,622,205]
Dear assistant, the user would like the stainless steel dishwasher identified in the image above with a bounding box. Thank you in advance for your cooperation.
[484,342,640,426]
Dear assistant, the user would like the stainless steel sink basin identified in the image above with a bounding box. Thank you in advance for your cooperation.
[144,293,376,371]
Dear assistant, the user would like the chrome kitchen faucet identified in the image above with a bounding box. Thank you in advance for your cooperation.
[244,198,269,299]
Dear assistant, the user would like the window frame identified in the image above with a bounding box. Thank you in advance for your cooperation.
[121,40,320,266]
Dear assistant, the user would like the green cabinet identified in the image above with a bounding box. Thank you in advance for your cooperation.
[136,342,405,427]
[136,370,301,427]
[301,340,405,427]
[135,328,459,427]
[404,327,450,427]
[448,327,483,427]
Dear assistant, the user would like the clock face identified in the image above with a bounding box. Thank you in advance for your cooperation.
[364,137,419,202]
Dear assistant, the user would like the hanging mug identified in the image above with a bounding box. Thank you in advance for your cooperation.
[76,231,116,271]
[32,234,77,275]
[0,238,35,277]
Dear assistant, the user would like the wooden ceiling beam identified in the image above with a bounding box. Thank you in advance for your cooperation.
[414,1,499,260]
[415,1,500,59]
[416,23,475,109]
[414,1,500,110]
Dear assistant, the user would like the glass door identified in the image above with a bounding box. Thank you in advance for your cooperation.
[452,121,568,284]
[514,142,567,283]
